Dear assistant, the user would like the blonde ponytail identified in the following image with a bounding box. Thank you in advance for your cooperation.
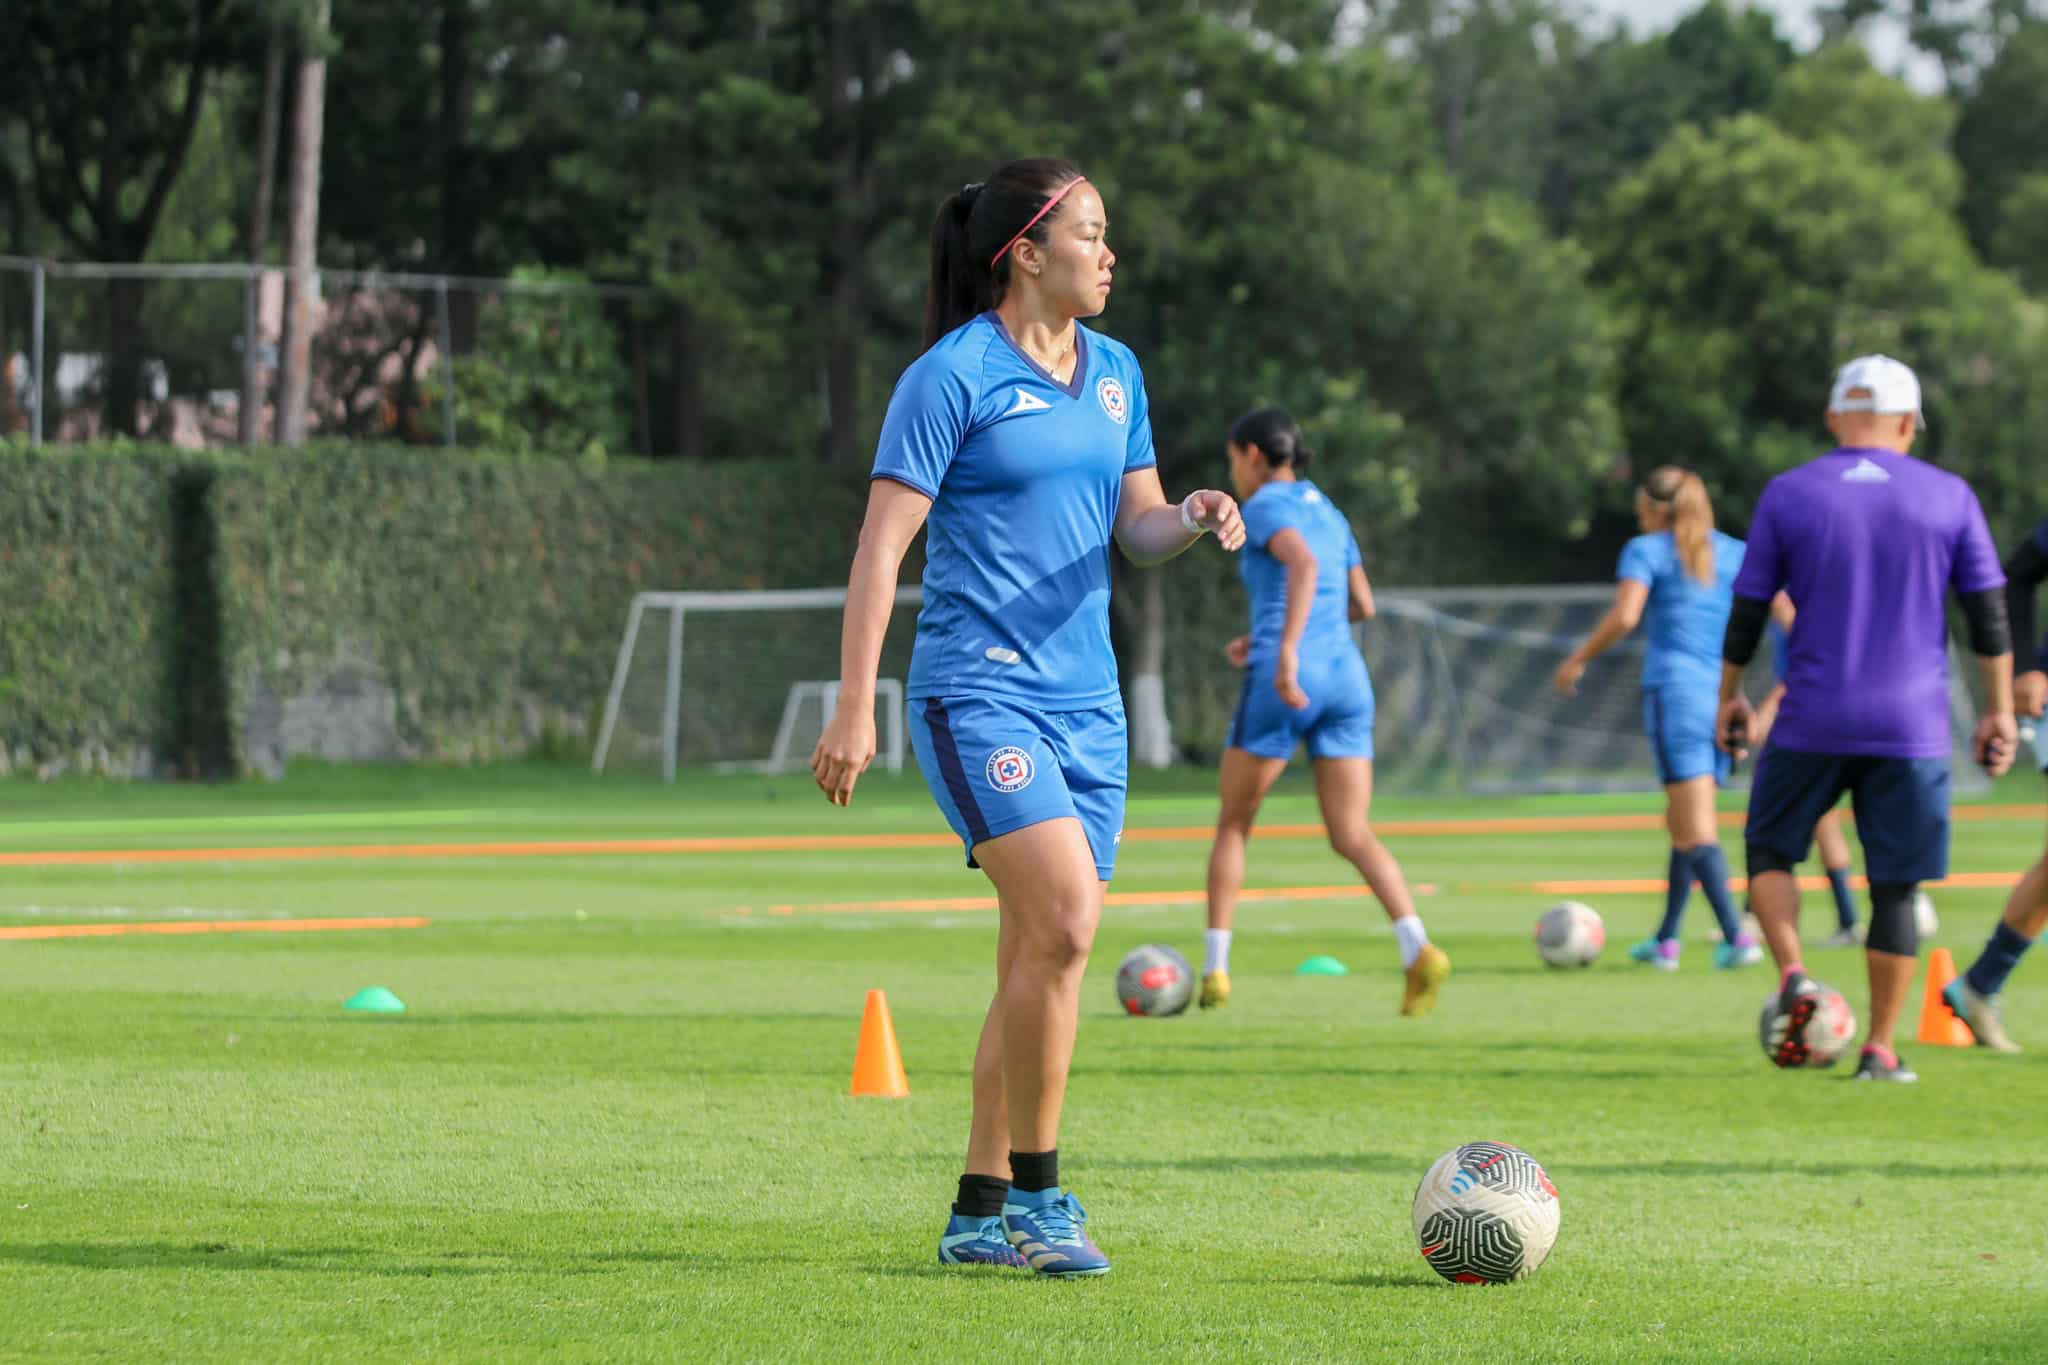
[1643,466,1715,585]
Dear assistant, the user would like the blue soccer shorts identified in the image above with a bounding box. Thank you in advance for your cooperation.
[1745,744,1952,884]
[907,694,1127,882]
[1227,649,1375,762]
[1642,683,1730,786]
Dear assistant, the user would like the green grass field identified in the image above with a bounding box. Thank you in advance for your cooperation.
[2,763,2044,1362]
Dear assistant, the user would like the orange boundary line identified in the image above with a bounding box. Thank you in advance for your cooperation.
[740,870,2028,918]
[1,804,2037,867]
[0,915,431,942]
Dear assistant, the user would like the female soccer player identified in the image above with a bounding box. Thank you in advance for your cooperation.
[1553,467,1761,969]
[809,159,1244,1278]
[1198,408,1447,1017]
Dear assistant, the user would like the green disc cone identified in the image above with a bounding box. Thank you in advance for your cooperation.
[1294,955,1350,976]
[344,986,407,1014]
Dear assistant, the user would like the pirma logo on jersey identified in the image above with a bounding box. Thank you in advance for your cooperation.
[985,746,1034,793]
[1096,376,1127,425]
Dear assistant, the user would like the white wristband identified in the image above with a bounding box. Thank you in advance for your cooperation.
[1179,496,1207,535]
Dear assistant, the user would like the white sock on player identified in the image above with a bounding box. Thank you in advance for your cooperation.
[1204,928,1232,975]
[1393,915,1429,969]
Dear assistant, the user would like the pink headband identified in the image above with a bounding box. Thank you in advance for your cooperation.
[990,179,1086,270]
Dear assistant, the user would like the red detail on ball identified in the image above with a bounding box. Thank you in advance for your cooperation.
[1124,997,1144,1015]
[1540,1175,1559,1199]
[1140,965,1177,990]
[1453,1273,1489,1285]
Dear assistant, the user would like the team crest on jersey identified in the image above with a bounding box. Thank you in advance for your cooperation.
[985,746,1034,793]
[1096,376,1128,425]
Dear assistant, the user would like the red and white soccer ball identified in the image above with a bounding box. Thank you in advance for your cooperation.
[1758,980,1857,1068]
[1533,901,1605,968]
[1115,944,1193,1017]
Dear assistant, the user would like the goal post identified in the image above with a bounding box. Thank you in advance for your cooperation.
[591,586,921,781]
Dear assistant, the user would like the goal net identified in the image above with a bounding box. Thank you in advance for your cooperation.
[1358,587,1990,795]
[591,587,922,779]
[593,582,1990,796]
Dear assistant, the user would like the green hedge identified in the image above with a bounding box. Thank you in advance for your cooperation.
[0,441,890,775]
[0,444,184,775]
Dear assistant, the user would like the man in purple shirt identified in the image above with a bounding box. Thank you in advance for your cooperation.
[1717,354,2018,1082]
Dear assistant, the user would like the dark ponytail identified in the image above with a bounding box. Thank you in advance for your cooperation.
[924,157,1087,349]
[1229,407,1313,472]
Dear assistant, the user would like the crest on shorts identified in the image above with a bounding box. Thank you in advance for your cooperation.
[1096,376,1128,425]
[985,746,1034,793]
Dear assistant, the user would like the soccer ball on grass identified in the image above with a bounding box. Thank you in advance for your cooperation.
[1758,979,1857,1068]
[1533,901,1604,968]
[1115,944,1193,1016]
[1412,1141,1561,1284]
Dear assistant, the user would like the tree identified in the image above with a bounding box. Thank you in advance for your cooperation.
[1590,114,2033,521]
[1954,21,2048,262]
[1768,41,1962,211]
[8,0,246,434]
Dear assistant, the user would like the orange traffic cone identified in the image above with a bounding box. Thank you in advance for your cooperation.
[1916,947,1974,1047]
[850,988,910,1097]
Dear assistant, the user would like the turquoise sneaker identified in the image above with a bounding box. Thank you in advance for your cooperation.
[938,1212,1029,1267]
[1629,937,1680,971]
[1714,935,1764,969]
[1003,1187,1108,1277]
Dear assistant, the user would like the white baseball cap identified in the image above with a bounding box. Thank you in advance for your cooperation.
[1828,354,1923,427]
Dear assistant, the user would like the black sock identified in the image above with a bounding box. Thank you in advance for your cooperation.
[952,1173,1009,1218]
[1009,1149,1058,1193]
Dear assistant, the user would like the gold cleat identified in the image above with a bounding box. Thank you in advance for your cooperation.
[1199,969,1231,1009]
[1401,945,1450,1017]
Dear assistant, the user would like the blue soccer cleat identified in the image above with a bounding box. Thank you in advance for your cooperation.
[1003,1187,1109,1277]
[938,1213,1029,1268]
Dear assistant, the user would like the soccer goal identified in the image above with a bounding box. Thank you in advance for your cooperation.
[591,587,922,781]
[1353,586,1991,796]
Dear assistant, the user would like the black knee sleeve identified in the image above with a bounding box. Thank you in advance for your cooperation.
[1746,844,1798,878]
[1866,881,1918,957]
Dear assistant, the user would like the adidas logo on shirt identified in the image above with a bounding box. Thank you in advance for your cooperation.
[1841,457,1891,483]
[1002,388,1053,418]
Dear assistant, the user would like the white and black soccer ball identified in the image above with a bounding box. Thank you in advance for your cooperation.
[1533,901,1605,968]
[1758,979,1857,1069]
[1116,944,1194,1017]
[1413,1141,1561,1284]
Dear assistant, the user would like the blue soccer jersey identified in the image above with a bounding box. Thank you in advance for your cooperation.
[1616,529,1746,690]
[872,312,1157,709]
[1238,479,1360,668]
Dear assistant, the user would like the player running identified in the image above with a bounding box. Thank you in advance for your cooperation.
[1553,466,1762,970]
[1198,408,1447,1017]
[1753,617,1862,947]
[810,159,1244,1277]
[1944,516,2048,1051]
[1718,354,2016,1083]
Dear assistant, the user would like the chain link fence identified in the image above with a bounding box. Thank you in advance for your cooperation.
[0,257,654,451]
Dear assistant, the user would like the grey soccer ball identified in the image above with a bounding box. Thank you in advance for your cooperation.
[1116,944,1194,1017]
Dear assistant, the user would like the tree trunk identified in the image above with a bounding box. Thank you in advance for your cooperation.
[278,0,331,448]
[819,0,864,466]
[1124,564,1176,769]
[239,22,286,445]
[671,301,703,459]
[104,275,148,437]
[437,0,479,352]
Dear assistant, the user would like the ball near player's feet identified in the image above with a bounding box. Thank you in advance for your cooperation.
[1116,944,1194,1016]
